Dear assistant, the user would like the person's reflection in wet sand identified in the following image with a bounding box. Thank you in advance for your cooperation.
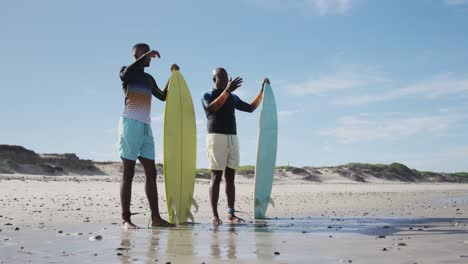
[227,226,238,260]
[254,220,274,262]
[147,228,161,262]
[166,226,194,262]
[119,230,134,264]
[210,226,222,260]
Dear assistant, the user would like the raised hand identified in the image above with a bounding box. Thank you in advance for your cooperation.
[262,78,270,88]
[147,50,161,59]
[227,77,243,93]
[171,64,180,71]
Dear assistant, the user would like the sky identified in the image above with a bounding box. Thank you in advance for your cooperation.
[1,0,467,172]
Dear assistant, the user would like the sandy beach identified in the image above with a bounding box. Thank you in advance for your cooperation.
[1,176,468,263]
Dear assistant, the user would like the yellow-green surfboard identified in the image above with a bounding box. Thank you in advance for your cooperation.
[163,70,197,224]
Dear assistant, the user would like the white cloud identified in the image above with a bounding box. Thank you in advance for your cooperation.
[278,104,305,117]
[196,119,207,139]
[250,0,352,15]
[307,0,351,14]
[322,113,465,143]
[278,109,302,117]
[405,145,468,172]
[335,74,468,105]
[87,150,119,161]
[444,0,468,5]
[286,70,385,95]
[151,114,164,122]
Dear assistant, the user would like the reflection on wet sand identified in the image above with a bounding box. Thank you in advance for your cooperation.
[254,221,274,263]
[210,225,239,261]
[118,230,133,264]
[147,229,160,263]
[166,225,195,263]
[2,217,468,263]
[210,226,221,259]
[226,227,237,259]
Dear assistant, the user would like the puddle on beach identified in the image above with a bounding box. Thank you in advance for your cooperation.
[1,217,467,264]
[434,196,468,204]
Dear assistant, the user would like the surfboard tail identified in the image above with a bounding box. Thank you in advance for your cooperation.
[187,210,195,223]
[269,197,275,208]
[169,198,179,225]
[191,197,199,213]
[254,198,266,219]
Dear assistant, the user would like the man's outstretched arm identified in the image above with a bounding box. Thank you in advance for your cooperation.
[120,50,160,82]
[234,78,270,113]
[202,77,243,114]
[151,64,180,101]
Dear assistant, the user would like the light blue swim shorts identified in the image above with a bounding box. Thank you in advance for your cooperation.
[118,117,155,161]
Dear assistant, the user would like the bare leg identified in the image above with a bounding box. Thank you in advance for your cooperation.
[210,170,223,225]
[138,157,173,227]
[121,158,138,229]
[225,167,244,223]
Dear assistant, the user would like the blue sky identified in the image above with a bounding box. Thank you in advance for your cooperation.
[1,0,467,172]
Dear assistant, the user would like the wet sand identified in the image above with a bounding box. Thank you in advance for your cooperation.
[1,177,468,263]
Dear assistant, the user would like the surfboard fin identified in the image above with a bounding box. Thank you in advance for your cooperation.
[187,210,195,223]
[169,198,179,225]
[268,197,275,208]
[191,197,199,213]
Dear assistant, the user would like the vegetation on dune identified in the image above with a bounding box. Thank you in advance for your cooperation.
[276,165,294,171]
[196,165,297,175]
[389,162,416,175]
[195,168,211,174]
[345,163,388,169]
[237,165,255,172]
[452,172,468,178]
[420,171,439,177]
[346,163,416,174]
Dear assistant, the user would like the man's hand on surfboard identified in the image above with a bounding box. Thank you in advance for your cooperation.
[262,78,270,89]
[146,50,160,59]
[226,77,243,93]
[171,64,180,72]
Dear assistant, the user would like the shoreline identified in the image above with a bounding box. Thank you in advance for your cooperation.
[1,177,468,263]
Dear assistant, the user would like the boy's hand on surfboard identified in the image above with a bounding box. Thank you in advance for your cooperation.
[171,64,180,71]
[146,50,161,59]
[227,77,243,93]
[262,78,270,88]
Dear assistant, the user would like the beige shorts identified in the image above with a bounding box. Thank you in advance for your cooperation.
[206,133,240,171]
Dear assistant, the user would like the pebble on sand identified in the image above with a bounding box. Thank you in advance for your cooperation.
[89,235,103,241]
[395,243,407,246]
[116,247,129,251]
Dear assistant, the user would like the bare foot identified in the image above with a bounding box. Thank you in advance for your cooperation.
[151,218,175,228]
[211,216,223,225]
[123,221,139,230]
[227,214,245,223]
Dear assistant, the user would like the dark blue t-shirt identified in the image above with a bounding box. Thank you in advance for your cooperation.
[201,89,254,135]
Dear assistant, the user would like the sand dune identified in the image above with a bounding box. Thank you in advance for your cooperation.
[1,145,467,184]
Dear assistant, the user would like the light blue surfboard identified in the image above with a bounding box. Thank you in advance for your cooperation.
[254,83,278,219]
